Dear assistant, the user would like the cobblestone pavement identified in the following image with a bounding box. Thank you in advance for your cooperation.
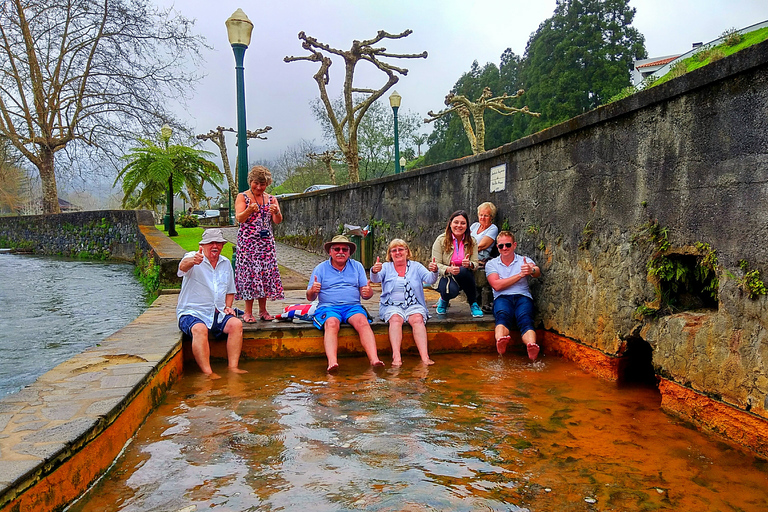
[220,227,325,278]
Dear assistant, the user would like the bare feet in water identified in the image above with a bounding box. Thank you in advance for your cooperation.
[229,367,248,374]
[496,335,510,355]
[526,342,540,361]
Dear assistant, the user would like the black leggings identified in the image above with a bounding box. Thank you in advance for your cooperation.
[438,267,477,304]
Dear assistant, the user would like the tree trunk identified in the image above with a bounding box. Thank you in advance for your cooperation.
[347,134,360,183]
[39,147,60,214]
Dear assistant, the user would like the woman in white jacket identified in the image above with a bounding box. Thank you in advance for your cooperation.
[370,239,438,366]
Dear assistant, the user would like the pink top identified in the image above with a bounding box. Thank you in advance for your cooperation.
[450,235,465,265]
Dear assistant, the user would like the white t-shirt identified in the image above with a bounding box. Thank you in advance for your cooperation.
[470,222,499,260]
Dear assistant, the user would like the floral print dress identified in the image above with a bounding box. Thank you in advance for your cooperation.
[235,193,284,301]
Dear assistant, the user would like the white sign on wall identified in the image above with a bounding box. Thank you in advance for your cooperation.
[490,164,506,193]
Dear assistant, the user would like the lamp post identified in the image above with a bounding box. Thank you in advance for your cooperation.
[389,90,402,174]
[226,8,253,267]
[226,8,254,196]
[161,124,178,236]
[400,156,406,172]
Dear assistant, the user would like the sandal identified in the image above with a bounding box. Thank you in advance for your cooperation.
[242,314,257,324]
[259,312,275,321]
[527,342,540,361]
[496,335,511,355]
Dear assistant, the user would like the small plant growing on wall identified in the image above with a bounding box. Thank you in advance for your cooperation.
[634,221,720,316]
[728,260,767,299]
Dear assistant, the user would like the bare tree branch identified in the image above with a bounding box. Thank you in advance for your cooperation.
[425,87,539,154]
[285,29,426,182]
[196,124,272,204]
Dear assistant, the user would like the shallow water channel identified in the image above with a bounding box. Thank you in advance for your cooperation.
[0,254,147,397]
[70,353,768,511]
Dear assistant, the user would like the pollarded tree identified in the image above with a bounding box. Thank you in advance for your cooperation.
[0,0,207,214]
[115,127,223,236]
[425,87,539,155]
[284,30,427,182]
[307,150,342,185]
[196,125,272,206]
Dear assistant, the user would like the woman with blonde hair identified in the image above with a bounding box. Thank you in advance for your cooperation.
[370,239,439,365]
[431,210,483,317]
[234,165,285,322]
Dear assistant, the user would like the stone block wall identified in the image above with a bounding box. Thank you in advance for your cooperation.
[276,40,768,423]
[0,210,155,261]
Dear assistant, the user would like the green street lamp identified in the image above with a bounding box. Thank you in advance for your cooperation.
[226,8,254,195]
[389,90,402,174]
[161,124,178,236]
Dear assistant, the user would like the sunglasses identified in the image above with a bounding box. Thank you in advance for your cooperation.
[498,243,514,249]
[331,246,350,253]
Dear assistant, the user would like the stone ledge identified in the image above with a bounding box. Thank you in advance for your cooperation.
[0,295,182,512]
[659,378,768,457]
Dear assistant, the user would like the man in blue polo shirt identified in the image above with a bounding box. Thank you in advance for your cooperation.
[307,235,385,372]
[485,231,542,361]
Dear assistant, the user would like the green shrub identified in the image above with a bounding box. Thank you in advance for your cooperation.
[179,214,199,228]
[135,250,161,298]
[721,27,743,47]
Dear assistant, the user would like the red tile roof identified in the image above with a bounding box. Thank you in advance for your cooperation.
[637,56,679,69]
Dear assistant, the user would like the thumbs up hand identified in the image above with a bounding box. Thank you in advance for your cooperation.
[361,279,374,300]
[461,253,472,269]
[310,275,322,294]
[193,246,205,265]
[371,256,382,274]
[521,257,534,276]
[428,257,438,273]
[268,196,280,215]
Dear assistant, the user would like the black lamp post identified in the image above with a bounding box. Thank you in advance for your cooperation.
[389,90,402,174]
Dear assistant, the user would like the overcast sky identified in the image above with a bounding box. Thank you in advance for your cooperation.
[124,1,768,178]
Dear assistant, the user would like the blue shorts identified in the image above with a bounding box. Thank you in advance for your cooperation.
[493,294,535,335]
[313,304,371,330]
[179,311,234,339]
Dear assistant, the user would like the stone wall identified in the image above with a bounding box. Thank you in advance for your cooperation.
[276,40,768,422]
[0,210,155,261]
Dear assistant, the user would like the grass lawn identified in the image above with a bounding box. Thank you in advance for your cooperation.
[155,225,305,289]
[157,225,233,259]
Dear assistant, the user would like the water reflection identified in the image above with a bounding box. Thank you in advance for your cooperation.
[70,354,768,511]
[0,254,147,396]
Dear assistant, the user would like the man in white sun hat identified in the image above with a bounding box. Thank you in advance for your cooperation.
[177,228,247,378]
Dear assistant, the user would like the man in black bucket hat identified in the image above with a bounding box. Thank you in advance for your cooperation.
[307,235,384,372]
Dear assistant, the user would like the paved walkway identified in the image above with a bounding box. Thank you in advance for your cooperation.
[220,227,325,278]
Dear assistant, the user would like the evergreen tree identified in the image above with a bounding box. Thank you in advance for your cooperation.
[424,0,646,164]
[514,0,646,137]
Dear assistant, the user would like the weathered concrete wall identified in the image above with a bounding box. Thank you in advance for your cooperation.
[276,40,768,422]
[0,209,155,261]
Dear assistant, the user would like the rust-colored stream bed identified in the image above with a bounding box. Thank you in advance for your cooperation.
[69,353,768,511]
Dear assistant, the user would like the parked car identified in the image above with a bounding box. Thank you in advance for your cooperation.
[274,193,300,199]
[303,184,337,194]
[190,209,220,219]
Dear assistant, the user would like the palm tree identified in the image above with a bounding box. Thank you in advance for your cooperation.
[115,125,223,236]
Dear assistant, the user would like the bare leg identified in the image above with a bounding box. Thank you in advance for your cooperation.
[409,314,434,365]
[190,323,219,379]
[495,324,511,355]
[223,317,247,373]
[388,315,404,366]
[243,299,255,322]
[324,317,341,371]
[258,297,271,319]
[348,313,383,366]
[522,329,539,361]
